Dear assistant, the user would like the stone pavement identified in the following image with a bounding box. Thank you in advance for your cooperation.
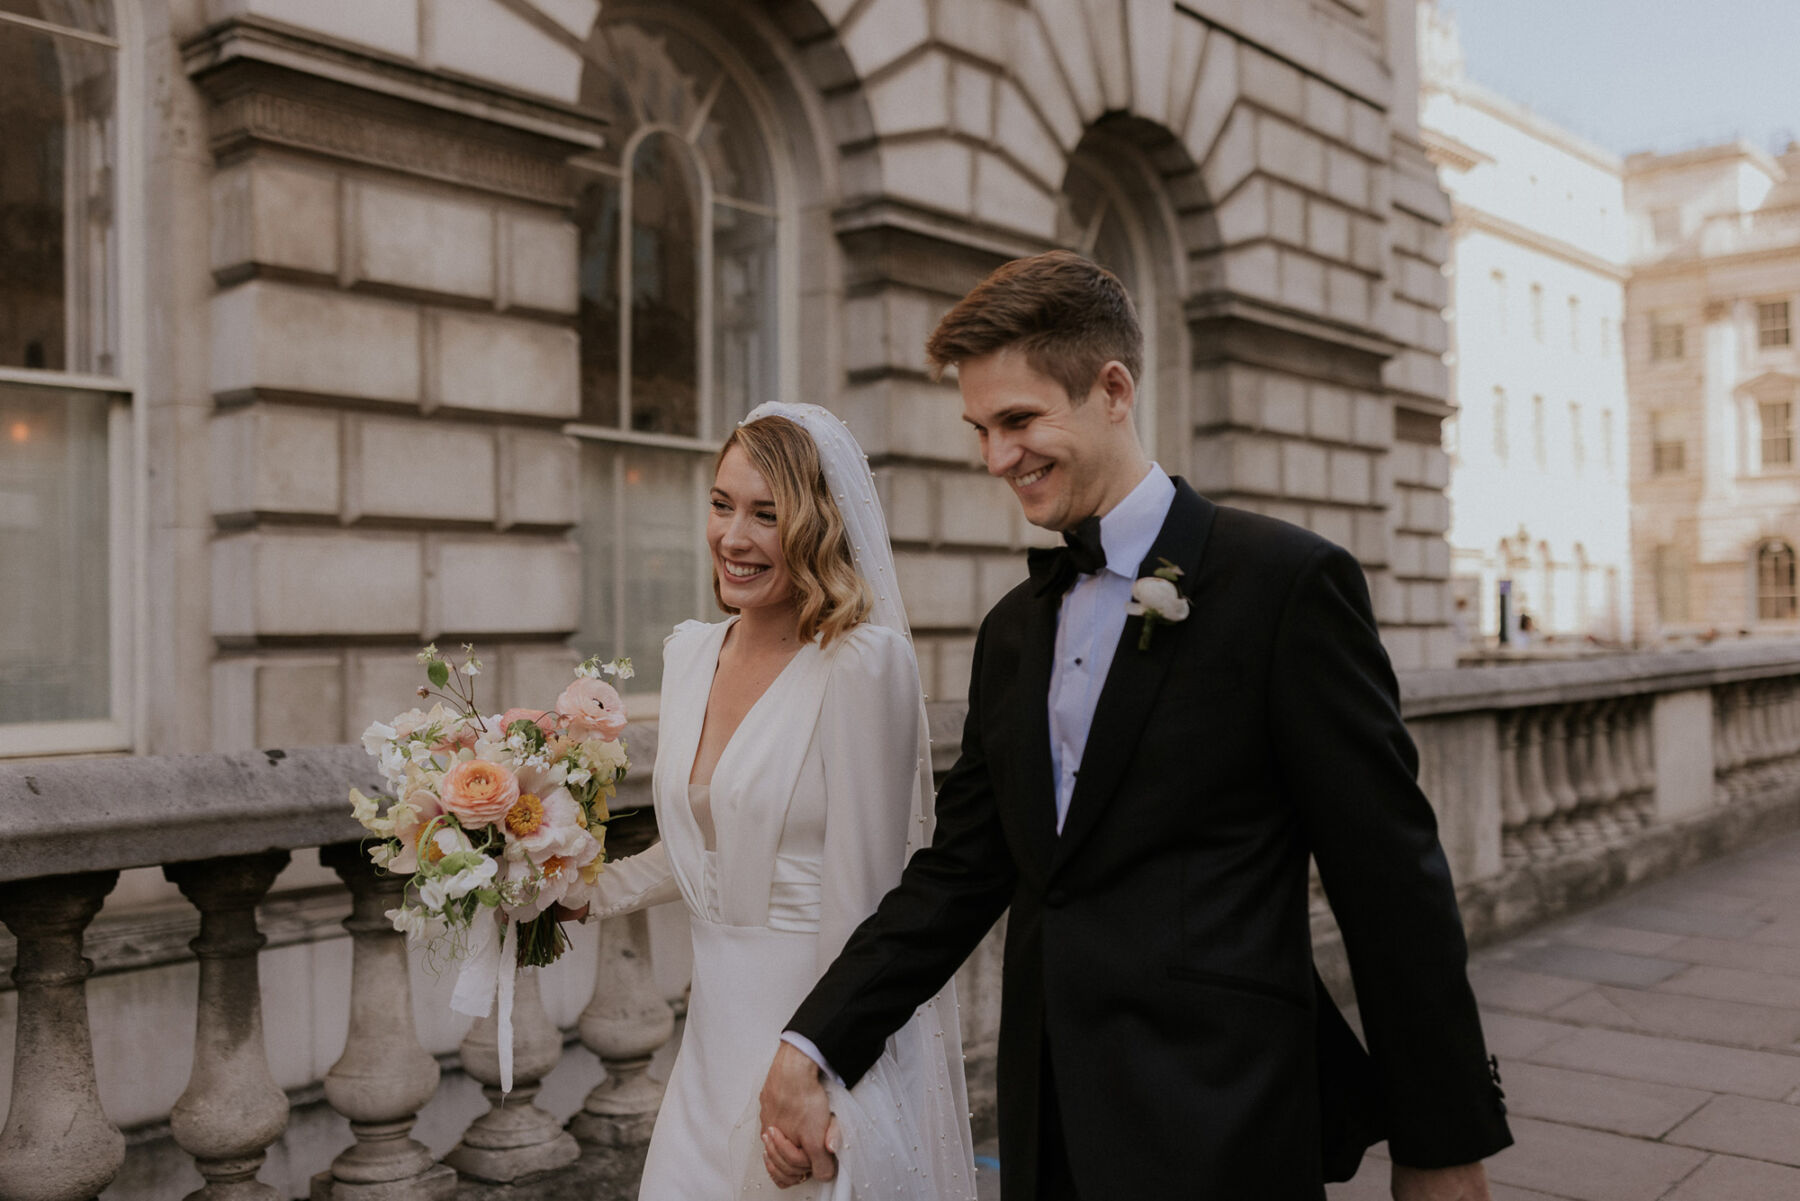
[976,828,1800,1199]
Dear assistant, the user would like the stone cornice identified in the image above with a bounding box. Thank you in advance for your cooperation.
[1450,203,1628,282]
[183,15,604,205]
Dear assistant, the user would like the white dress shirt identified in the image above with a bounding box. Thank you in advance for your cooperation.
[1048,464,1175,831]
[784,464,1176,1078]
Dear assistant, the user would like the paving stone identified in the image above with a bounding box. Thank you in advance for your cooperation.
[1548,984,1800,1050]
[1468,966,1598,1013]
[1665,1094,1800,1165]
[1549,922,1689,957]
[1599,904,1771,940]
[1660,1154,1800,1200]
[1659,935,1800,978]
[1530,1029,1800,1100]
[1483,1116,1706,1201]
[1621,885,1767,917]
[1657,965,1800,1010]
[1480,1011,1584,1060]
[1496,1060,1711,1138]
[1503,944,1689,989]
[1751,917,1800,948]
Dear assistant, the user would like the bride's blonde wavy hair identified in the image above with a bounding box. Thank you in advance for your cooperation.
[713,415,872,647]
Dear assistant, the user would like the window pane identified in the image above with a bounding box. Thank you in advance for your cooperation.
[0,21,118,374]
[577,173,623,426]
[629,132,699,437]
[575,443,706,695]
[713,202,776,430]
[700,76,774,207]
[0,381,110,723]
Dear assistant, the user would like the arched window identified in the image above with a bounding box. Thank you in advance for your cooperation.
[1756,540,1797,621]
[0,1,127,752]
[1057,151,1161,454]
[572,14,785,692]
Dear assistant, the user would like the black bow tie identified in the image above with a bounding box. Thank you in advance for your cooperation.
[1027,516,1106,597]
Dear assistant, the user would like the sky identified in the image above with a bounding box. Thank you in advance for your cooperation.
[1443,1,1800,158]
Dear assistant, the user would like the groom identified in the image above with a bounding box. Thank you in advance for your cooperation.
[761,251,1511,1198]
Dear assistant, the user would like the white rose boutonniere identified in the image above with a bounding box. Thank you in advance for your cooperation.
[1125,560,1189,651]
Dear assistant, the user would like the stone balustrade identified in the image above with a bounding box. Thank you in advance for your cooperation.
[7,646,1800,1198]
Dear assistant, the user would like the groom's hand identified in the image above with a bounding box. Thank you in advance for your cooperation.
[759,1042,837,1185]
[1392,1161,1493,1200]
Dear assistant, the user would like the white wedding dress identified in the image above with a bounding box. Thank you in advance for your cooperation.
[588,615,976,1201]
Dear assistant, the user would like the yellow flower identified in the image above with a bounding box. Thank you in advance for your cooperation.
[505,793,545,839]
[580,856,605,885]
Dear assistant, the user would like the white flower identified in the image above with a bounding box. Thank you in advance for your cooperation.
[1125,576,1190,622]
[361,721,397,758]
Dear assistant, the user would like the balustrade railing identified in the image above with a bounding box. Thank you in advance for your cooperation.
[8,646,1800,1198]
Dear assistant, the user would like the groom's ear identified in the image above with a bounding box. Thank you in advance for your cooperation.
[1094,360,1136,425]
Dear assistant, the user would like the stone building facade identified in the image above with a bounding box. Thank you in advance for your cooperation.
[1625,140,1800,638]
[3,0,1458,773]
[0,0,1457,1190]
[1418,1,1633,650]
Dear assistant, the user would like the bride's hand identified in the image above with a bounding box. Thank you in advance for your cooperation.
[763,1117,838,1189]
[759,1044,838,1184]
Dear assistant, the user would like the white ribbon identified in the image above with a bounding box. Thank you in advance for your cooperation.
[449,911,519,1094]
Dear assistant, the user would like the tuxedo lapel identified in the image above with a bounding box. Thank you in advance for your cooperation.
[1051,480,1217,873]
[1010,566,1063,873]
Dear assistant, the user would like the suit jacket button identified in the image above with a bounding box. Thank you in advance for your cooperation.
[1045,888,1068,908]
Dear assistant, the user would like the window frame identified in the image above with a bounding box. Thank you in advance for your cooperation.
[0,3,140,757]
[1757,299,1792,350]
[1756,540,1798,622]
[1759,399,1795,470]
[1650,409,1685,476]
[1650,313,1685,362]
[564,10,799,709]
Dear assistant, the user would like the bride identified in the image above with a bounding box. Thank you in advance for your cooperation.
[579,402,977,1200]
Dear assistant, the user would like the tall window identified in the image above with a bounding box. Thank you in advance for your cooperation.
[1651,410,1685,475]
[1529,283,1544,342]
[1568,296,1580,352]
[1569,401,1584,472]
[1601,408,1614,474]
[1056,152,1158,451]
[1600,315,1613,357]
[1491,387,1508,462]
[1531,394,1546,468]
[1654,544,1689,624]
[1757,541,1797,621]
[1650,207,1680,245]
[573,17,783,693]
[1757,300,1791,349]
[0,2,127,751]
[1650,313,1685,361]
[1491,270,1507,333]
[1761,400,1794,468]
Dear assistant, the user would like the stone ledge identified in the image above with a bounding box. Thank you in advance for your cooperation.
[1402,642,1800,717]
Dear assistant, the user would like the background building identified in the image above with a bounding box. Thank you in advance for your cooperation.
[1626,139,1800,639]
[1418,1,1633,651]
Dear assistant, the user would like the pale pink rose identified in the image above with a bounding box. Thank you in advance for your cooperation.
[387,789,443,874]
[439,759,520,827]
[556,678,627,741]
[500,708,558,738]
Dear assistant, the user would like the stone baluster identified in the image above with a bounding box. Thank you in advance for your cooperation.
[1584,701,1627,842]
[1497,711,1529,865]
[445,964,580,1182]
[313,844,455,1201]
[569,909,675,1148]
[1711,686,1737,800]
[0,871,123,1201]
[1517,710,1559,859]
[1541,708,1587,849]
[1629,698,1658,825]
[163,852,293,1200]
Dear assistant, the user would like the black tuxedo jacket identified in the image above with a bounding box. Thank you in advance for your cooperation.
[790,480,1512,1198]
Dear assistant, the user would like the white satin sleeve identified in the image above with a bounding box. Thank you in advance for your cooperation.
[584,841,680,921]
[816,625,923,975]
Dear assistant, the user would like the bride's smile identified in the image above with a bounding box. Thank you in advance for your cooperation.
[708,445,795,617]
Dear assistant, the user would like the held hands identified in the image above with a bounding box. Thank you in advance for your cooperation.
[758,1042,838,1187]
[1392,1161,1493,1201]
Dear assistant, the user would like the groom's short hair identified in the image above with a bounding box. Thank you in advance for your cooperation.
[924,250,1142,403]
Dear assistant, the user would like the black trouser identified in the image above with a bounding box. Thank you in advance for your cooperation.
[1038,1043,1083,1201]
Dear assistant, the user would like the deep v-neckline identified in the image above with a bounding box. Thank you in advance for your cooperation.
[687,617,809,795]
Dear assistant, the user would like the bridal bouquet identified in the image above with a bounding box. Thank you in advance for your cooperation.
[348,643,631,1086]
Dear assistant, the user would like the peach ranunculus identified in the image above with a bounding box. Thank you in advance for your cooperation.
[556,678,628,741]
[439,759,520,827]
[499,708,558,739]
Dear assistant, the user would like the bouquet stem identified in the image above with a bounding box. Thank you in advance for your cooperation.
[515,911,569,968]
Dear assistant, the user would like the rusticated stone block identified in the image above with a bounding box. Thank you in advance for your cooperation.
[937,471,1014,547]
[213,282,421,403]
[354,181,494,299]
[426,536,582,635]
[213,531,424,639]
[504,214,580,314]
[432,312,578,418]
[211,405,341,519]
[894,551,977,629]
[498,429,580,528]
[210,158,338,277]
[212,656,345,750]
[346,415,495,524]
